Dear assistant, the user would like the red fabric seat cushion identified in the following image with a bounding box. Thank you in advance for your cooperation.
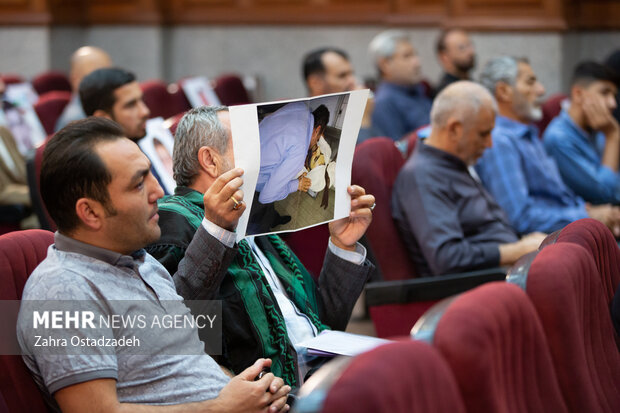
[526,243,620,412]
[322,340,466,413]
[433,282,568,413]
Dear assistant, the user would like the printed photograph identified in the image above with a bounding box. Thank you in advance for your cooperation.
[246,93,349,235]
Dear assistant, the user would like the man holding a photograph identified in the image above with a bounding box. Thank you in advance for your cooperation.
[146,105,375,388]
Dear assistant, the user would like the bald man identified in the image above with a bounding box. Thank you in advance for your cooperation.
[55,46,112,131]
[392,81,545,276]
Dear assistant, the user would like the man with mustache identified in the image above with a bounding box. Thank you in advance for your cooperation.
[476,56,618,234]
[435,29,476,94]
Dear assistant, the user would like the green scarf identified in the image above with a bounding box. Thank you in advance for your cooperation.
[158,189,328,387]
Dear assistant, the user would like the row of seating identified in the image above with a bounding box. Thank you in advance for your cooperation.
[292,218,620,412]
[1,72,71,96]
[8,73,253,137]
[0,214,617,412]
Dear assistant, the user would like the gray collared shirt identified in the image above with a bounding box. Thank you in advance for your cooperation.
[17,232,230,411]
[392,141,519,276]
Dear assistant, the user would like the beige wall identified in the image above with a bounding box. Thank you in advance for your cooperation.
[1,25,619,101]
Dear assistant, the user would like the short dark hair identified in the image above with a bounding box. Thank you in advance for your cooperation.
[436,29,453,54]
[41,117,124,234]
[312,104,330,134]
[571,61,616,87]
[79,67,136,116]
[302,47,349,82]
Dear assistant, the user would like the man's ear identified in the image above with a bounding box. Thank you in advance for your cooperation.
[75,198,105,231]
[446,117,463,143]
[377,57,390,78]
[495,82,513,104]
[307,74,324,95]
[197,146,220,178]
[571,84,584,105]
[93,109,113,120]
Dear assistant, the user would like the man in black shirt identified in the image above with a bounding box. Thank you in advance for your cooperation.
[435,29,476,94]
[392,81,545,276]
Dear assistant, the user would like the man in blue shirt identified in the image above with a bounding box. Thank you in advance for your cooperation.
[368,30,432,141]
[476,56,620,235]
[543,61,620,205]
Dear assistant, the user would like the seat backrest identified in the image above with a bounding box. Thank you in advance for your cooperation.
[0,74,25,85]
[163,111,186,137]
[213,74,251,106]
[140,80,179,120]
[31,71,71,95]
[513,243,620,412]
[351,137,416,280]
[27,139,56,231]
[424,282,568,413]
[318,340,466,413]
[535,93,567,135]
[0,229,54,413]
[33,91,72,135]
[546,218,620,303]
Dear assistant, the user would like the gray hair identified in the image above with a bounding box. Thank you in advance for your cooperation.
[431,81,497,128]
[173,105,229,187]
[368,30,410,66]
[479,56,529,94]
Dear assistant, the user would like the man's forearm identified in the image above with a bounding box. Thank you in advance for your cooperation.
[174,225,237,300]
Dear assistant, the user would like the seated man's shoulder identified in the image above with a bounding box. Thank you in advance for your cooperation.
[22,251,99,301]
[542,116,570,145]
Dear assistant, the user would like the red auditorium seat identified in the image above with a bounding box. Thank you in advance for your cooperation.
[414,282,569,413]
[31,71,71,95]
[351,137,414,280]
[141,80,191,120]
[33,91,71,135]
[0,229,55,413]
[535,93,567,135]
[0,74,25,85]
[163,111,186,137]
[297,340,466,413]
[543,218,620,303]
[508,243,620,412]
[213,74,251,106]
[26,139,56,231]
[168,83,192,115]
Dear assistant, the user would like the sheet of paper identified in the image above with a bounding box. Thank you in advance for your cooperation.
[229,89,369,241]
[139,117,176,194]
[298,330,391,357]
[181,76,221,107]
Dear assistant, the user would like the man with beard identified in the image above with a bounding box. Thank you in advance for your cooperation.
[476,56,618,234]
[435,29,476,93]
[79,67,172,194]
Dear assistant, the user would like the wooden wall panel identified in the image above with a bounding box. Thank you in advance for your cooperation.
[446,0,567,30]
[162,0,390,25]
[567,0,620,30]
[6,0,619,30]
[0,0,49,24]
[388,0,446,25]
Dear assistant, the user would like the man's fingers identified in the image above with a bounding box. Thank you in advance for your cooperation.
[351,194,375,211]
[237,358,268,381]
[210,167,244,194]
[268,396,290,413]
[348,185,366,198]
